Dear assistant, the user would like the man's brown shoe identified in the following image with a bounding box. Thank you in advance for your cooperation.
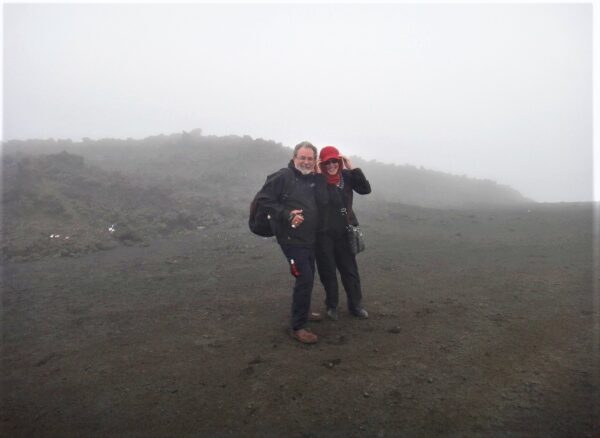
[291,328,318,344]
[308,312,323,322]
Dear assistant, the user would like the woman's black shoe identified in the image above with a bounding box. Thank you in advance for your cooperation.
[326,308,339,321]
[351,308,369,319]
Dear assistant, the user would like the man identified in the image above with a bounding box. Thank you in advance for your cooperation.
[260,141,328,344]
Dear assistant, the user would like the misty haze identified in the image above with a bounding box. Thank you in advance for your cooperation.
[2,3,598,437]
[2,3,594,202]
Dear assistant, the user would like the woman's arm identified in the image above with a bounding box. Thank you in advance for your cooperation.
[349,168,371,195]
[341,155,371,195]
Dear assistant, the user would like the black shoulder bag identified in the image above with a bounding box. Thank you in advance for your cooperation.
[340,185,365,256]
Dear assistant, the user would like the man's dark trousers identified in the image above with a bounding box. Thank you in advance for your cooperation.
[280,244,315,331]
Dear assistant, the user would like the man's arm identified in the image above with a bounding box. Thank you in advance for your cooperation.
[257,170,292,223]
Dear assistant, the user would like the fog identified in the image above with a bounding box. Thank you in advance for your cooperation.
[2,3,595,202]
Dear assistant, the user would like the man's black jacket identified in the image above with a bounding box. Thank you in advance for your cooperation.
[259,161,328,247]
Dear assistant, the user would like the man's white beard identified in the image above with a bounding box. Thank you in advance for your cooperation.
[295,164,313,175]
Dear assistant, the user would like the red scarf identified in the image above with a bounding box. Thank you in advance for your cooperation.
[325,169,341,186]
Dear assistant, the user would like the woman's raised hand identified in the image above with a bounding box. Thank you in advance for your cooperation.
[340,155,353,170]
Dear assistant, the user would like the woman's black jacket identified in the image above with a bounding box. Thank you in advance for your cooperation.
[318,168,371,235]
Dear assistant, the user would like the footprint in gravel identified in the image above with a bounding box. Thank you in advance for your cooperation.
[326,335,347,345]
[242,365,255,376]
[35,352,59,367]
[415,307,434,317]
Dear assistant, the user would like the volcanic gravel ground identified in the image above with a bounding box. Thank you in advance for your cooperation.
[2,204,598,437]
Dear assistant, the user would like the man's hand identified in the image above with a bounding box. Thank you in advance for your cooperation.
[289,209,304,228]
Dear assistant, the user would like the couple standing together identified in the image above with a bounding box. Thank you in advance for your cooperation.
[260,141,371,344]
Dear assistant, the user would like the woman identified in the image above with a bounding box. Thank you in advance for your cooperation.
[316,145,371,320]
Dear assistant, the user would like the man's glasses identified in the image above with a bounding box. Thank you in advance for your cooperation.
[296,156,315,162]
[322,159,339,166]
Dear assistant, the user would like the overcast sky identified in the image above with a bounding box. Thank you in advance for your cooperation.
[2,3,596,202]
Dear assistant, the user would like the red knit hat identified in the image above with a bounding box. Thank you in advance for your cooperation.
[319,146,341,162]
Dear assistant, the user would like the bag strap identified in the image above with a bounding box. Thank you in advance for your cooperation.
[340,205,352,228]
[338,177,352,228]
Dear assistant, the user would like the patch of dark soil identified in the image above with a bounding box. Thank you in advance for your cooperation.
[1,205,597,436]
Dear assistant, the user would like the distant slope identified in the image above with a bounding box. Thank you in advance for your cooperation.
[3,131,530,261]
[354,158,528,207]
[2,151,214,261]
[3,129,529,208]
